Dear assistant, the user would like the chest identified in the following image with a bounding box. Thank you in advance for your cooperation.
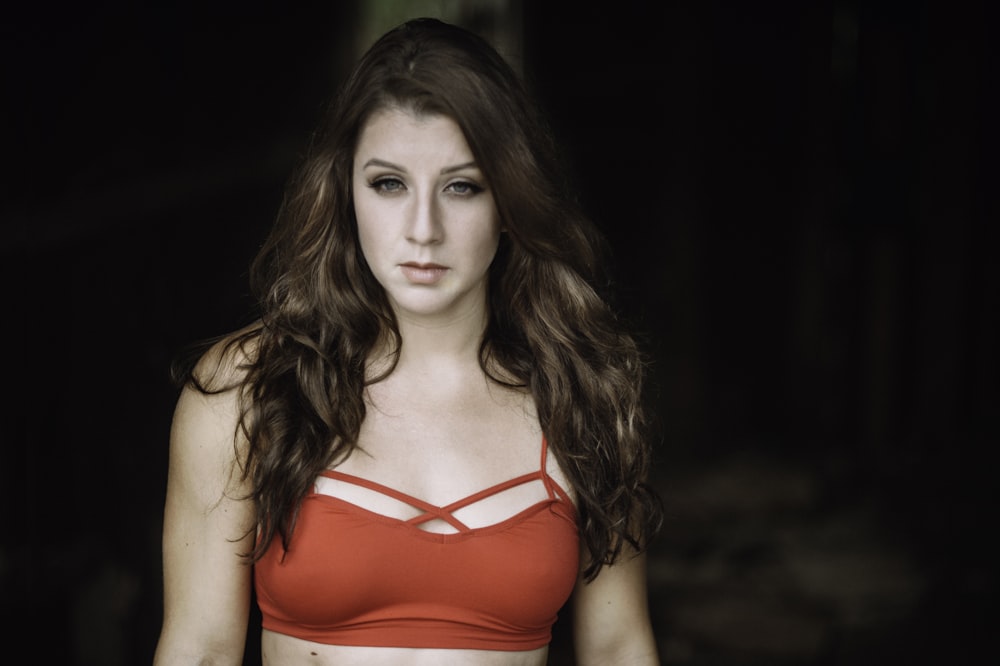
[255,488,580,649]
[342,378,547,499]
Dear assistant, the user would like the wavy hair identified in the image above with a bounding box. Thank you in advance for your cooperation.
[179,17,661,581]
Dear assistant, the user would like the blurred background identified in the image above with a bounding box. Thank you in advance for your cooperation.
[1,0,995,663]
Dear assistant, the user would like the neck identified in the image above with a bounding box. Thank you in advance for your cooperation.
[371,305,489,380]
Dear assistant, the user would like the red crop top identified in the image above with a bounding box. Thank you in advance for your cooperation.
[254,438,580,651]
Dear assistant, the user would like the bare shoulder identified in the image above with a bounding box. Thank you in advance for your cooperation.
[170,323,262,500]
[189,322,262,392]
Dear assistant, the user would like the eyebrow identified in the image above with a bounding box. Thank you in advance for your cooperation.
[362,158,479,175]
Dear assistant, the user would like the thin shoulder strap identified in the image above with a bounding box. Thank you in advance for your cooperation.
[540,437,572,504]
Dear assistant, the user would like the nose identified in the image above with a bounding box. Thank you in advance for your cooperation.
[405,190,443,245]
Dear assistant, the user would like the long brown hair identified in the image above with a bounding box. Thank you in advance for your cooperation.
[179,17,661,581]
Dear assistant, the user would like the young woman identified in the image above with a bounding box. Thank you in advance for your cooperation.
[153,17,662,665]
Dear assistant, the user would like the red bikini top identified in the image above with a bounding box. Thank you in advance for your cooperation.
[254,438,580,651]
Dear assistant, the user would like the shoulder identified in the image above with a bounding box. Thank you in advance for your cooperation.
[188,322,263,393]
[169,322,262,486]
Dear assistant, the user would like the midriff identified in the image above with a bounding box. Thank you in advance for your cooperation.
[261,631,551,666]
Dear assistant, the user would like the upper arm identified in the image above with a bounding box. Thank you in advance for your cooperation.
[154,371,257,665]
[572,548,660,665]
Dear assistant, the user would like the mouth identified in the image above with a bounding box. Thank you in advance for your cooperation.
[401,262,447,270]
[399,262,448,285]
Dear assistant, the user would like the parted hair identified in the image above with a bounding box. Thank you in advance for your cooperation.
[179,17,661,581]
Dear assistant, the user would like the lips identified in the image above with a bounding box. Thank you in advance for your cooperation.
[399,262,448,285]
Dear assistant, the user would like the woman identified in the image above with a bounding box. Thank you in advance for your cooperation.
[154,17,662,665]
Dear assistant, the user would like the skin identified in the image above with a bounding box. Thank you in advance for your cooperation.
[353,107,502,328]
[153,108,659,665]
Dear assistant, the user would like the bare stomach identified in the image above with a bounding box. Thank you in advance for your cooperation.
[261,630,550,666]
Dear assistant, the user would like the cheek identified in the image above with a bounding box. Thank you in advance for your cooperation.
[354,225,381,276]
[467,230,501,274]
[465,204,501,256]
[484,230,502,260]
[353,199,383,256]
[480,217,502,258]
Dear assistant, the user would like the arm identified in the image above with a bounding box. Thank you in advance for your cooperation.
[572,548,660,665]
[153,377,256,665]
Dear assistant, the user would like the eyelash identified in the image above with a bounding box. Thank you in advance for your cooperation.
[367,177,484,196]
[447,180,484,196]
[368,176,404,194]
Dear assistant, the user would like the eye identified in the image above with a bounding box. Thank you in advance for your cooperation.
[368,176,405,194]
[445,180,484,196]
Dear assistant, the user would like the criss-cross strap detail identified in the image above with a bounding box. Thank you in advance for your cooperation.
[320,468,549,532]
[319,472,474,531]
[318,437,568,533]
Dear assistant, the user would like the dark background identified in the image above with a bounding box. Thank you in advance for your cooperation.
[1,0,995,663]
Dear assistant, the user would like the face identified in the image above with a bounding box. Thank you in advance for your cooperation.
[352,107,501,324]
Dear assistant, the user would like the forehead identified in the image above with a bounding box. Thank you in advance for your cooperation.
[354,107,475,166]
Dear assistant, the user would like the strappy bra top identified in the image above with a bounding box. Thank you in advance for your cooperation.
[254,438,580,651]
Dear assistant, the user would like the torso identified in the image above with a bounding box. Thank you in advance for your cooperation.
[258,364,578,665]
[260,636,550,666]
[343,366,572,511]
